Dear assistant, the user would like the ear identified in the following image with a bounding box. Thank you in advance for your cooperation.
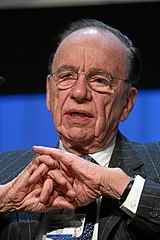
[120,87,137,122]
[46,75,51,111]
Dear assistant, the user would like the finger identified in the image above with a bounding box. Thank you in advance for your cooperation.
[39,168,76,203]
[29,163,49,183]
[32,146,86,168]
[29,155,60,183]
[32,146,63,157]
[47,169,68,186]
[32,147,71,165]
[51,196,77,209]
[64,188,77,202]
[11,162,38,190]
[32,154,59,168]
[39,178,55,203]
[47,170,76,198]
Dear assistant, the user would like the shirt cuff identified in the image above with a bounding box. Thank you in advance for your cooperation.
[120,175,145,216]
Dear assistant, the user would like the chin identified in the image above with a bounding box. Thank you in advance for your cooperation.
[67,129,93,141]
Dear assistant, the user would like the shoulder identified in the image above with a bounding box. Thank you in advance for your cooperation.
[117,132,160,179]
[117,132,160,155]
[129,139,160,161]
[133,141,160,179]
[0,149,35,184]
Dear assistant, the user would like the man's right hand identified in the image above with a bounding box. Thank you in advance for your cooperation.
[0,155,76,212]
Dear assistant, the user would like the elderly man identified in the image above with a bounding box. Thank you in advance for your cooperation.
[0,19,160,240]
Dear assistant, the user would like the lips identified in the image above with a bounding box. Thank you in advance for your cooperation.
[70,112,89,118]
[66,110,93,119]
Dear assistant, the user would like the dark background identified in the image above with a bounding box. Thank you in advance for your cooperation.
[0,1,160,94]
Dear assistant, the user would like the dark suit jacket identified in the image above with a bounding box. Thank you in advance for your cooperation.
[0,132,160,240]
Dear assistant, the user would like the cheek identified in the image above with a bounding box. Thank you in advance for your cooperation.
[93,97,110,135]
[94,95,123,137]
[49,88,58,114]
[51,90,69,126]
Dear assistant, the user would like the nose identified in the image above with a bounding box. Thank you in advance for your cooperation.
[69,73,92,102]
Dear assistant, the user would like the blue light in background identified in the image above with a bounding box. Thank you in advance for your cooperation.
[119,89,160,143]
[0,90,160,152]
[0,94,59,151]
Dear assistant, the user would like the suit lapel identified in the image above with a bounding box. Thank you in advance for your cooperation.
[109,132,146,177]
[98,132,146,240]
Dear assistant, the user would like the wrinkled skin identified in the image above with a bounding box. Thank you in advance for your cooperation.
[0,156,76,212]
[46,28,137,154]
[31,146,131,208]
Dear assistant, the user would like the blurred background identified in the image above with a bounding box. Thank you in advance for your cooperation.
[0,0,160,151]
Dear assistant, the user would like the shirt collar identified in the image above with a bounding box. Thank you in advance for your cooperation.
[89,140,115,167]
[58,138,116,167]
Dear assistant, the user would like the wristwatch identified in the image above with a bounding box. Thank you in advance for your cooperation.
[119,176,136,205]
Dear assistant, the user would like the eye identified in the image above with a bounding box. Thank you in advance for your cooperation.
[92,76,110,86]
[59,71,76,79]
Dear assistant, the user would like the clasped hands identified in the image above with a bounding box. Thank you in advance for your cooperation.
[30,146,105,210]
[0,146,130,213]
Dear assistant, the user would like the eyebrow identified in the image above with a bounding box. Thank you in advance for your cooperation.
[55,65,112,77]
[56,65,78,73]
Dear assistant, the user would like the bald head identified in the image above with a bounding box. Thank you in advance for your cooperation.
[52,27,129,81]
[49,19,141,86]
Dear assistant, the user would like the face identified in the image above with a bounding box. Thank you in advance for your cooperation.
[46,28,137,154]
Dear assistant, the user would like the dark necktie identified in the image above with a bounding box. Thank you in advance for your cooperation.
[81,154,98,165]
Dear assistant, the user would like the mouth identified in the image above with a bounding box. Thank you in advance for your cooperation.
[66,110,93,120]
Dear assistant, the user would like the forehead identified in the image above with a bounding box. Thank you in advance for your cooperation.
[53,28,128,71]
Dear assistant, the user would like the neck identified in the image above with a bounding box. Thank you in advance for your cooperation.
[59,133,116,155]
